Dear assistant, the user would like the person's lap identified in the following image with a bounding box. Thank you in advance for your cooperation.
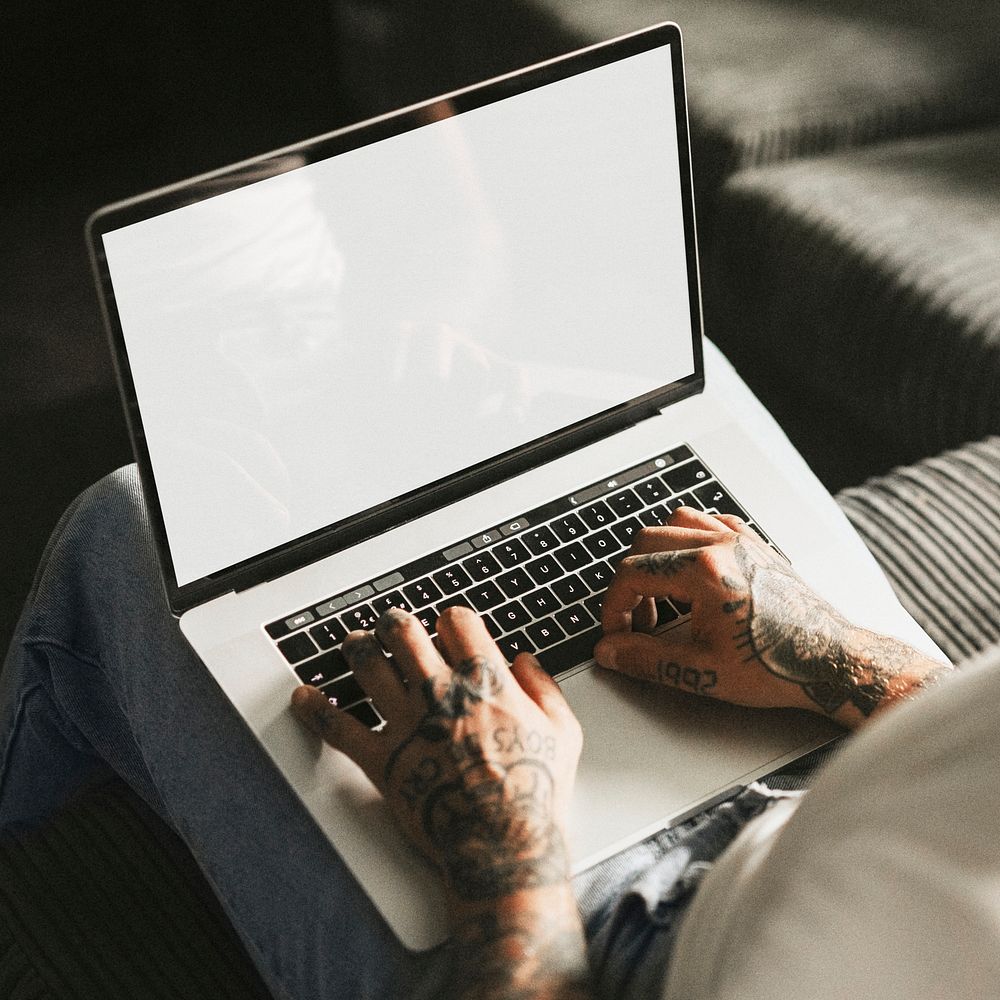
[0,466,784,998]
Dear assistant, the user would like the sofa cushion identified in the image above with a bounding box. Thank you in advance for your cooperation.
[335,0,1000,225]
[705,125,1000,466]
[837,435,1000,663]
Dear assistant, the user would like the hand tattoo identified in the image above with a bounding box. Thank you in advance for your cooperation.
[731,540,945,717]
[385,653,571,901]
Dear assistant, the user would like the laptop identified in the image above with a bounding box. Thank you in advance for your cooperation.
[87,22,943,949]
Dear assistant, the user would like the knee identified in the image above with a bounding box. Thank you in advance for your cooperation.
[50,465,158,580]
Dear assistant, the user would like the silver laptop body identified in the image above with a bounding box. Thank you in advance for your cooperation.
[88,23,943,949]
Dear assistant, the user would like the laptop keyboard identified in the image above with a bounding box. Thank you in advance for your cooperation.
[265,445,772,730]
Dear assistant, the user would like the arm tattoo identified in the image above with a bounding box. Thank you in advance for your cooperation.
[731,540,947,717]
[447,907,592,1000]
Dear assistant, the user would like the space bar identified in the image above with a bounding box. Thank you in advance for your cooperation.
[536,626,603,678]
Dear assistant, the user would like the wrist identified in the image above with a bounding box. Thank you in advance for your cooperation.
[824,627,953,729]
[446,882,591,1000]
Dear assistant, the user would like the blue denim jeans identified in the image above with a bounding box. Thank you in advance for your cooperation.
[0,467,796,999]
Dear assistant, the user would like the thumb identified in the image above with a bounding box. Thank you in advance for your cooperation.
[594,631,716,689]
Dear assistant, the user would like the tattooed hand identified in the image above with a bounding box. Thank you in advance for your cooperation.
[596,507,951,730]
[291,606,591,1000]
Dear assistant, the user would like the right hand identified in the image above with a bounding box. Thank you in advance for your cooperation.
[596,507,949,725]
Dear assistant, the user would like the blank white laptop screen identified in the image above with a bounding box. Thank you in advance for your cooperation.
[101,44,695,588]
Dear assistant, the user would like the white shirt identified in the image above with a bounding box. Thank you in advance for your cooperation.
[664,645,1000,1000]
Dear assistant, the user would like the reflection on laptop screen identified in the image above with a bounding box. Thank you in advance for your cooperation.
[101,43,695,587]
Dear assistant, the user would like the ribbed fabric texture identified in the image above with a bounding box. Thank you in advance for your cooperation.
[0,780,272,1000]
[707,126,1000,468]
[837,436,1000,663]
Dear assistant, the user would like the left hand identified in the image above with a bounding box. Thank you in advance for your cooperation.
[290,606,583,903]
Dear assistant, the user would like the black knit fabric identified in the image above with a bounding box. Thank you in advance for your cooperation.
[0,781,272,1000]
[837,436,1000,663]
[706,126,1000,469]
[335,0,1000,217]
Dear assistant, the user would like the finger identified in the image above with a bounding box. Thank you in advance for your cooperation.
[435,606,507,674]
[627,524,720,557]
[668,505,735,532]
[341,630,410,720]
[632,595,657,632]
[510,652,577,727]
[714,513,758,538]
[373,608,447,683]
[601,547,703,634]
[290,685,387,790]
[593,631,718,692]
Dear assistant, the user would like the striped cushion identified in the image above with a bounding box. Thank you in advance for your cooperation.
[706,125,1000,471]
[837,436,1000,663]
[0,780,271,1000]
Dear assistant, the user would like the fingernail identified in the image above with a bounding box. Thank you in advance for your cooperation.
[594,639,616,669]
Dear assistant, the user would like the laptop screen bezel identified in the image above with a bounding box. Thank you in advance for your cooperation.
[87,21,704,615]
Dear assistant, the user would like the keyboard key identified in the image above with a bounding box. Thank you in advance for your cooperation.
[471,528,504,549]
[496,568,534,598]
[583,592,604,621]
[314,595,347,619]
[481,614,502,639]
[494,538,531,568]
[495,600,532,630]
[467,581,506,612]
[373,570,405,592]
[309,618,348,650]
[295,648,350,686]
[322,671,366,708]
[285,610,315,631]
[611,517,642,547]
[536,626,602,677]
[341,585,375,605]
[277,632,318,664]
[499,517,530,536]
[441,543,473,562]
[607,489,642,517]
[432,566,472,595]
[404,577,443,607]
[497,631,534,662]
[521,587,559,618]
[635,478,669,505]
[525,554,563,586]
[522,526,559,555]
[580,561,614,592]
[579,500,615,531]
[639,507,667,527]
[677,491,702,511]
[526,618,565,649]
[583,529,620,560]
[413,607,439,634]
[555,604,595,635]
[342,604,379,631]
[462,552,503,580]
[663,460,711,493]
[371,590,413,615]
[345,700,384,729]
[436,594,474,616]
[693,482,748,520]
[554,542,591,573]
[551,574,589,604]
[551,513,586,543]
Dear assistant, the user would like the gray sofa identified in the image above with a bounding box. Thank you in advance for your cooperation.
[3,3,999,995]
